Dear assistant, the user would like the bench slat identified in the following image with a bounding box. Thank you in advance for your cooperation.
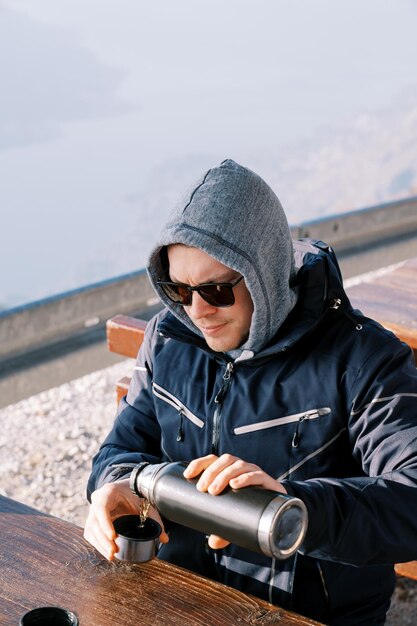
[106,314,147,358]
[395,562,417,581]
[116,376,131,404]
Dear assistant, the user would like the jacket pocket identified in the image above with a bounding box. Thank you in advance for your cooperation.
[152,382,204,429]
[233,407,331,435]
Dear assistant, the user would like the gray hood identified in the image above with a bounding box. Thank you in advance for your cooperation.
[147,159,298,354]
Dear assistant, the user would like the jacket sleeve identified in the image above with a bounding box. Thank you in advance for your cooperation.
[87,314,162,500]
[283,337,417,566]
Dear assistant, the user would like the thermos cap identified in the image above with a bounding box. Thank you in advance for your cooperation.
[258,495,308,559]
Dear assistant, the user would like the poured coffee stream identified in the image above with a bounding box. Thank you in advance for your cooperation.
[138,498,151,528]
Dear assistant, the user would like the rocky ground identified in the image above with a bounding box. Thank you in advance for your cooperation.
[0,360,131,525]
[0,360,416,625]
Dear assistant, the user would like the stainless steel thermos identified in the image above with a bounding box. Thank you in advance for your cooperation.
[130,461,308,560]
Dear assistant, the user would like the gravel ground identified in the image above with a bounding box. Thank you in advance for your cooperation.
[0,360,132,525]
[0,360,416,625]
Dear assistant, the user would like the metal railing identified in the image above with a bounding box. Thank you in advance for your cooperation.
[290,195,417,252]
[0,269,158,362]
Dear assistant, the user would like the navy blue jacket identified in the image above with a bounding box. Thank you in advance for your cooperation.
[88,241,417,625]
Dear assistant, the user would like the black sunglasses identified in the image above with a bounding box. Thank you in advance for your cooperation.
[157,275,244,307]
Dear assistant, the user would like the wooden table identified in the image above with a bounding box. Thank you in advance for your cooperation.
[0,496,320,626]
[346,257,417,359]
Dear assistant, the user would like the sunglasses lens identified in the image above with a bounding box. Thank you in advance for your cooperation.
[161,283,192,305]
[158,279,238,307]
[198,285,235,307]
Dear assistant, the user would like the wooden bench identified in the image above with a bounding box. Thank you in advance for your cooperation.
[107,314,148,403]
[106,256,417,579]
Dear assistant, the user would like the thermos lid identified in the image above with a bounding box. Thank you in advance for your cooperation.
[258,495,308,559]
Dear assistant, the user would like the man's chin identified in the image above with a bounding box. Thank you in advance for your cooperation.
[203,334,239,353]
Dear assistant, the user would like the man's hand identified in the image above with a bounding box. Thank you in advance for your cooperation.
[84,478,169,561]
[183,454,287,549]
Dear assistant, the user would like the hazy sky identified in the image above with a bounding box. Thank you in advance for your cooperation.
[1,0,416,308]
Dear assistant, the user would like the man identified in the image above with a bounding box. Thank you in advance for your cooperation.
[85,159,417,625]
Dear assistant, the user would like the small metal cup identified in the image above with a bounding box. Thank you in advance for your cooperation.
[114,515,162,563]
[20,607,78,625]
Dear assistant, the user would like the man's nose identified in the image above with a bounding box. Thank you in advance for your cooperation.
[188,292,217,318]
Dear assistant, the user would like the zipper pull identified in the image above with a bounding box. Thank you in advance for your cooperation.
[292,415,307,448]
[177,409,184,442]
[330,298,342,310]
[291,408,330,448]
[223,362,234,380]
[215,362,234,404]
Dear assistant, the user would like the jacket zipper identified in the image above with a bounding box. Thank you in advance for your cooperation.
[291,408,331,448]
[152,382,204,444]
[211,362,234,454]
[234,407,331,435]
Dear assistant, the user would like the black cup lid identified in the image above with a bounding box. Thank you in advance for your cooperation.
[20,606,78,626]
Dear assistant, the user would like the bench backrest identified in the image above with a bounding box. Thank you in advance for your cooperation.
[106,314,147,403]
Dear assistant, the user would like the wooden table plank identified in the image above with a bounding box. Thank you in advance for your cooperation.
[0,496,321,626]
[347,257,417,352]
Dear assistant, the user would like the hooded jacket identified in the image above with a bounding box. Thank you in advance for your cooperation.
[88,161,417,625]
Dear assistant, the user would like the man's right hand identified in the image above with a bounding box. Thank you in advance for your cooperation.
[83,478,169,561]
